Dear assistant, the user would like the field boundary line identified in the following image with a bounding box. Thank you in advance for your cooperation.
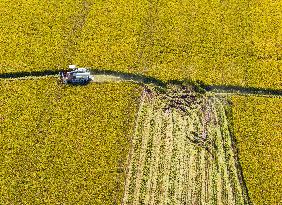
[132,94,155,204]
[162,112,174,204]
[223,99,252,205]
[144,107,163,204]
[122,88,146,205]
[172,110,187,205]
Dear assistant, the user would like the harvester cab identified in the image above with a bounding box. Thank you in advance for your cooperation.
[59,65,93,84]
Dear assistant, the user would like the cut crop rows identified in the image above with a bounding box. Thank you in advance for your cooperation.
[123,86,250,205]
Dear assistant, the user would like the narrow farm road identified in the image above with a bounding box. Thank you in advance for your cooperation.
[1,69,281,97]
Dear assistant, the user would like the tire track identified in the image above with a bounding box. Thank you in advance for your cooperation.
[143,104,163,204]
[172,111,187,205]
[199,148,207,205]
[153,106,168,205]
[123,92,148,204]
[139,98,160,204]
[216,99,248,205]
[207,99,223,205]
[206,150,214,205]
[214,99,235,205]
[64,0,93,65]
[212,100,235,205]
[191,111,202,205]
[161,111,174,205]
[132,96,155,205]
[184,112,198,204]
[168,110,179,204]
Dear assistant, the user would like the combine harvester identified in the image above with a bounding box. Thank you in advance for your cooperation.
[59,65,93,84]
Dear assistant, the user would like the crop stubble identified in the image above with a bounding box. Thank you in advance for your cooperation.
[122,86,250,205]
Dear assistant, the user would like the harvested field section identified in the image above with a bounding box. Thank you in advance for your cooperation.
[123,85,250,204]
[0,78,142,204]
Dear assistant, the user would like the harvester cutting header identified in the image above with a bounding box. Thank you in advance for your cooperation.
[59,65,93,84]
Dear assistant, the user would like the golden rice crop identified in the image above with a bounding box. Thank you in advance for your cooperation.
[231,95,282,205]
[246,0,281,89]
[0,0,87,74]
[74,0,144,73]
[75,0,281,89]
[1,0,280,89]
[0,78,142,204]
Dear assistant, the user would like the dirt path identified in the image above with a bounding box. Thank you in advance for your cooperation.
[1,69,281,97]
[91,74,126,83]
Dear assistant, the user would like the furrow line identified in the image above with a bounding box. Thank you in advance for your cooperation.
[173,111,187,205]
[184,112,198,204]
[189,144,199,204]
[216,99,247,205]
[205,151,214,205]
[206,100,223,205]
[138,99,158,204]
[160,110,174,205]
[199,148,207,205]
[212,98,234,205]
[202,99,215,205]
[167,109,179,205]
[133,96,155,205]
[123,91,147,204]
[151,107,168,205]
[180,114,192,203]
[192,111,202,205]
[144,105,163,205]
[211,152,219,205]
[181,143,192,204]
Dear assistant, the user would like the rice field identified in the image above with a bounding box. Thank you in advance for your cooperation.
[75,0,281,89]
[0,0,281,204]
[1,0,281,89]
[0,0,90,74]
[0,78,142,204]
[122,85,250,205]
[232,95,282,205]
